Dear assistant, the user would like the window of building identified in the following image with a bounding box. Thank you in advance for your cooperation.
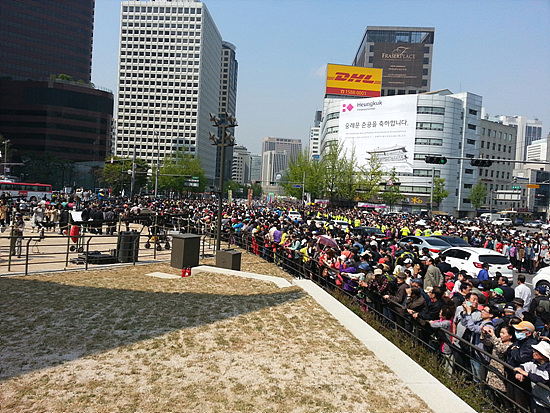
[481,141,485,148]
[417,106,445,115]
[416,122,444,131]
[467,139,476,145]
[469,108,478,116]
[465,169,474,174]
[467,124,477,130]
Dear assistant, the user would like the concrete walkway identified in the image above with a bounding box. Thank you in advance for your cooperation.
[193,265,476,413]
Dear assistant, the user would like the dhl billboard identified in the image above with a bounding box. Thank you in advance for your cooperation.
[326,64,382,97]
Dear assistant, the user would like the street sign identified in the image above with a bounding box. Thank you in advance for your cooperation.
[292,184,301,188]
[387,179,393,186]
[527,184,540,188]
[511,185,521,190]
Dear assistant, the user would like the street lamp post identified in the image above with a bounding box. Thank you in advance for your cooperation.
[209,112,237,251]
[154,132,160,197]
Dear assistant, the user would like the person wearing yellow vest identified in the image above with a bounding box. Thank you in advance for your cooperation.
[401,226,410,236]
[424,227,432,236]
[433,229,443,236]
[354,218,361,228]
[415,228,422,236]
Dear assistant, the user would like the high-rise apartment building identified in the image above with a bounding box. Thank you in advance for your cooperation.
[116,0,234,181]
[352,26,435,96]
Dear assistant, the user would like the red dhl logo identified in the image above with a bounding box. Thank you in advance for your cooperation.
[329,72,379,84]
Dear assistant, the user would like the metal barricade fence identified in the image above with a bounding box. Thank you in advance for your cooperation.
[229,229,548,413]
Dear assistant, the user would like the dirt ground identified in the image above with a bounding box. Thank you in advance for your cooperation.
[0,252,432,413]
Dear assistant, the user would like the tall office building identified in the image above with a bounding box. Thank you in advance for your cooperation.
[0,0,95,82]
[231,145,250,184]
[494,115,543,164]
[261,137,301,193]
[215,41,239,184]
[309,110,322,161]
[116,0,234,181]
[352,26,435,96]
[262,137,302,163]
[250,153,262,182]
[0,0,113,187]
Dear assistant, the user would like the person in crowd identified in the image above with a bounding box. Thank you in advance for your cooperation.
[506,321,539,408]
[497,274,515,304]
[424,257,443,289]
[484,324,516,407]
[514,341,550,413]
[530,286,550,315]
[477,262,490,282]
[516,274,533,311]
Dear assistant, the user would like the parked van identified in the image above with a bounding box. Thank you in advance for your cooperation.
[479,213,501,222]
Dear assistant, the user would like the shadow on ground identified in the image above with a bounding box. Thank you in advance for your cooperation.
[0,276,304,380]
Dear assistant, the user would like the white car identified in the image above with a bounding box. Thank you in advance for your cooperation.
[533,267,550,290]
[438,247,515,279]
[492,218,513,227]
[288,211,302,221]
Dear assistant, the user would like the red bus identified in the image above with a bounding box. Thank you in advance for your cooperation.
[0,182,53,201]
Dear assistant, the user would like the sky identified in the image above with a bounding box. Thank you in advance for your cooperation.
[92,0,550,155]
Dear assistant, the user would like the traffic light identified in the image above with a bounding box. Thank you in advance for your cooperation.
[424,155,447,164]
[470,159,493,167]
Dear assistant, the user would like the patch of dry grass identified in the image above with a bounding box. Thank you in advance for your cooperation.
[0,257,432,413]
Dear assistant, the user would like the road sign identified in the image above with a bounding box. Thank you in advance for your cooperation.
[387,179,393,186]
[511,185,521,190]
[527,184,540,188]
[292,184,302,188]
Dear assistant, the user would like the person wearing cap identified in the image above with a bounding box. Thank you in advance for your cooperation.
[506,321,539,408]
[514,341,550,412]
[530,285,550,314]
[515,274,533,311]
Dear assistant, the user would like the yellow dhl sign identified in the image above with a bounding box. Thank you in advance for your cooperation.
[326,64,382,97]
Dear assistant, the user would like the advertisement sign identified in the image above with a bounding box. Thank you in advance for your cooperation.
[372,43,425,88]
[338,95,418,173]
[326,64,382,97]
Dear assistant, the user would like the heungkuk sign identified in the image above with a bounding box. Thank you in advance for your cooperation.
[338,94,418,173]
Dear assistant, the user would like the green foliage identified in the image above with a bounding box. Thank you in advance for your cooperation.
[102,156,149,195]
[470,180,488,210]
[223,180,241,194]
[282,150,325,200]
[56,74,73,81]
[158,151,207,193]
[433,176,450,205]
[381,168,405,207]
[357,153,384,201]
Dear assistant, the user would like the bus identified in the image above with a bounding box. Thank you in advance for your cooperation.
[498,210,533,225]
[0,182,53,201]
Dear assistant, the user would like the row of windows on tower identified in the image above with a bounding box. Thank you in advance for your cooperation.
[122,24,201,33]
[123,6,202,14]
[122,15,201,23]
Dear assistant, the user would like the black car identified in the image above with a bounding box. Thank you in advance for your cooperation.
[352,226,388,240]
[432,235,471,247]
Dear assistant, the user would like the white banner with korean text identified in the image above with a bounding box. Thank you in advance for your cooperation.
[338,95,417,173]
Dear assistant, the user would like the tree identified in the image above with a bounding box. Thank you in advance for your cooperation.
[432,176,450,205]
[281,149,325,200]
[356,153,384,202]
[381,168,405,210]
[470,180,488,210]
[158,151,207,194]
[102,156,149,195]
[21,152,75,189]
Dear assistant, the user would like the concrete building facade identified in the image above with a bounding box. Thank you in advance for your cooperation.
[231,145,250,185]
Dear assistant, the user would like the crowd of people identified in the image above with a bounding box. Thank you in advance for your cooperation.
[3,191,550,411]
